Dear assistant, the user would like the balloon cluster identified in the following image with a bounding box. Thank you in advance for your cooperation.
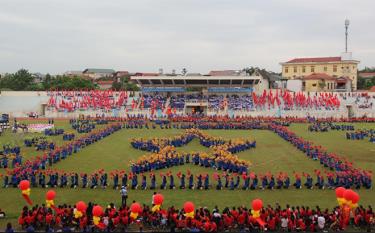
[19,180,32,205]
[92,205,105,229]
[251,199,265,227]
[151,194,164,213]
[45,190,56,209]
[184,201,195,218]
[74,201,87,219]
[335,187,360,208]
[130,203,142,220]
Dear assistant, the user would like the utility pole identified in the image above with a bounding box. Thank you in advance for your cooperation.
[345,19,350,53]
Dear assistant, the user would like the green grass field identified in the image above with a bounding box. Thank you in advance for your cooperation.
[0,120,374,229]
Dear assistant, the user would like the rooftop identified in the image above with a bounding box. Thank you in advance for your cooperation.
[359,72,375,78]
[286,57,342,64]
[208,70,239,76]
[83,68,115,74]
[302,73,336,81]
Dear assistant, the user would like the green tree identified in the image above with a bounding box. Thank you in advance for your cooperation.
[0,69,34,90]
[111,76,139,91]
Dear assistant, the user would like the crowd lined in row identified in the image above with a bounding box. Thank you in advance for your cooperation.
[4,168,369,191]
[1,123,123,188]
[269,124,372,189]
[15,201,375,232]
[45,90,375,113]
[308,123,355,132]
[346,129,375,142]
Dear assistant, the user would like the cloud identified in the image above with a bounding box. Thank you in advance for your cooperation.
[0,0,374,74]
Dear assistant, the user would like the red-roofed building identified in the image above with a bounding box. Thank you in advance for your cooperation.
[286,57,342,63]
[301,73,350,92]
[280,53,360,90]
[96,80,114,90]
[359,72,375,79]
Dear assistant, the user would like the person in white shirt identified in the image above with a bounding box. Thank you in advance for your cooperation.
[281,216,288,231]
[317,215,325,230]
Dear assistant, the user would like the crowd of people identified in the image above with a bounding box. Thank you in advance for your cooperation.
[14,200,375,232]
[1,123,123,188]
[0,144,22,169]
[346,129,375,142]
[2,166,370,191]
[47,90,129,112]
[45,90,375,116]
[269,124,372,189]
[308,123,355,132]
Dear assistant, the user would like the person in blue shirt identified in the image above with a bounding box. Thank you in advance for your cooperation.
[131,174,138,189]
[204,174,209,190]
[197,175,203,190]
[229,177,235,190]
[121,173,128,188]
[150,174,156,190]
[141,174,147,190]
[216,177,223,190]
[82,174,88,188]
[179,174,185,189]
[188,174,194,189]
[112,173,119,189]
[169,174,175,189]
[250,175,258,190]
[160,175,167,190]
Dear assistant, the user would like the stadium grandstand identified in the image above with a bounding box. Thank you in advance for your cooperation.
[0,69,374,119]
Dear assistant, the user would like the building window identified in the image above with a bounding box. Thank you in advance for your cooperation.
[311,66,315,72]
[302,66,306,73]
[333,65,337,72]
[312,84,317,87]
[285,67,288,73]
[293,67,297,73]
[324,66,327,72]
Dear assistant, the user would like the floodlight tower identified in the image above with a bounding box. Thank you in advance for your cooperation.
[345,19,350,53]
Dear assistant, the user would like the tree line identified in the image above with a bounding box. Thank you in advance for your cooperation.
[0,69,139,91]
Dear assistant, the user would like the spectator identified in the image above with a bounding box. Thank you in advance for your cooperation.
[5,223,14,233]
[318,214,325,231]
[120,186,128,206]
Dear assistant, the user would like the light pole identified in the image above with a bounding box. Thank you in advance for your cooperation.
[345,19,350,53]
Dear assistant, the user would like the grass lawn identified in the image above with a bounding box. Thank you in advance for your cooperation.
[0,121,374,229]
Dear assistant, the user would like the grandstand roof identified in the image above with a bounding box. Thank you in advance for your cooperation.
[83,68,115,74]
[133,72,159,76]
[208,70,239,76]
[131,75,261,89]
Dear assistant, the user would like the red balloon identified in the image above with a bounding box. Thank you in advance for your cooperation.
[335,187,346,198]
[154,194,164,205]
[130,202,142,213]
[351,191,360,204]
[46,190,56,200]
[184,202,195,213]
[252,199,263,211]
[343,189,356,202]
[19,180,30,191]
[92,205,103,217]
[76,201,87,212]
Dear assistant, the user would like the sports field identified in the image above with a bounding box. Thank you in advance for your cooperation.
[0,120,374,228]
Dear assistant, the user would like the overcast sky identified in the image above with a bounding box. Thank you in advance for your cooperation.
[0,0,374,74]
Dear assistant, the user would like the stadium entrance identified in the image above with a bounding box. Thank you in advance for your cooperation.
[185,102,207,115]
